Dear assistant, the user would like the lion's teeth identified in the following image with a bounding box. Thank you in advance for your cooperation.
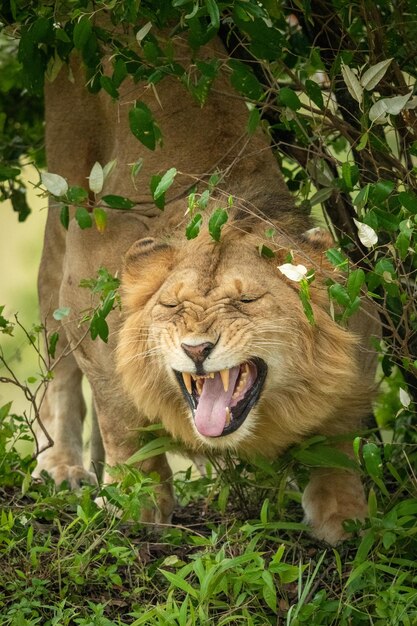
[182,372,192,394]
[232,364,248,399]
[196,379,204,395]
[220,369,230,393]
[225,407,231,426]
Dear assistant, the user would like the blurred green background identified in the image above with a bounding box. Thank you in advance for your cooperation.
[0,166,47,416]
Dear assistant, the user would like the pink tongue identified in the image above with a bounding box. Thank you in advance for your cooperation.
[194,367,240,437]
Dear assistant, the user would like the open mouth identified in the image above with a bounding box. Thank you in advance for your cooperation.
[174,358,267,438]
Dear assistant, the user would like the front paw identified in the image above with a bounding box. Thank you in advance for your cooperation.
[302,474,368,545]
[35,463,98,489]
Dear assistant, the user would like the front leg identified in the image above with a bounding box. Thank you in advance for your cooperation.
[96,400,175,524]
[302,467,368,545]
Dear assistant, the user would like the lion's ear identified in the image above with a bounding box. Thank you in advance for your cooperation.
[122,237,176,310]
[301,227,334,249]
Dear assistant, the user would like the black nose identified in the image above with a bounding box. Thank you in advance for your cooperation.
[181,342,214,364]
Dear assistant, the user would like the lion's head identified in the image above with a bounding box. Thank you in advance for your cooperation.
[117,216,375,458]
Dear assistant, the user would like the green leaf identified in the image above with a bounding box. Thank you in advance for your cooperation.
[299,278,315,325]
[150,175,165,210]
[341,162,359,190]
[90,315,109,342]
[48,332,59,358]
[53,307,70,321]
[353,184,370,209]
[270,562,303,584]
[75,207,93,229]
[369,92,412,123]
[208,208,228,241]
[347,269,365,301]
[398,191,417,214]
[159,570,198,599]
[73,17,93,50]
[261,570,277,613]
[102,195,136,209]
[375,258,395,277]
[341,64,363,104]
[112,58,128,87]
[309,186,333,206]
[186,213,203,239]
[153,168,177,200]
[103,159,117,180]
[129,102,161,151]
[247,107,260,135]
[362,442,383,480]
[67,186,88,204]
[326,248,348,269]
[0,402,12,421]
[60,205,69,230]
[395,232,410,259]
[305,79,324,109]
[0,165,20,181]
[127,436,178,464]
[131,159,144,181]
[356,132,368,151]
[136,21,153,44]
[100,75,119,99]
[370,180,395,203]
[259,244,275,258]
[354,529,376,564]
[100,291,116,318]
[93,207,107,234]
[292,443,358,470]
[342,297,361,320]
[329,283,351,308]
[278,87,301,111]
[361,59,393,90]
[206,0,220,29]
[367,486,378,517]
[229,60,263,100]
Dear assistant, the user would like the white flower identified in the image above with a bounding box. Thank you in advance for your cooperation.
[353,218,378,247]
[278,263,308,282]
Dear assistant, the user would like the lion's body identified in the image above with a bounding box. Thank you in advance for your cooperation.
[36,30,379,544]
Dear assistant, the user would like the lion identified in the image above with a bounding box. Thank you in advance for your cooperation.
[34,26,379,545]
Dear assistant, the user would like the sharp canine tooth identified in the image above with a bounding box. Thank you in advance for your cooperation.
[196,379,203,394]
[225,407,231,426]
[220,369,230,392]
[182,372,192,394]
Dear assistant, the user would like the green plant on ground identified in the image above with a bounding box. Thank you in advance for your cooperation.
[0,404,416,625]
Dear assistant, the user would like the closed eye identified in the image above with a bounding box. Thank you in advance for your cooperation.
[239,295,264,303]
[159,300,178,308]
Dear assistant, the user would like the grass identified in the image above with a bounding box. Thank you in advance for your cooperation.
[0,402,416,625]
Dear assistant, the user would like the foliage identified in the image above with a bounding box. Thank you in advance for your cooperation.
[1,0,417,623]
[1,0,417,396]
[0,405,416,625]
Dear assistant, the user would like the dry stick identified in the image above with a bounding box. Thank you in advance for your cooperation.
[0,354,54,455]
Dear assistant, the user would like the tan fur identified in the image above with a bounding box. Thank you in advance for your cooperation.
[35,28,380,544]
